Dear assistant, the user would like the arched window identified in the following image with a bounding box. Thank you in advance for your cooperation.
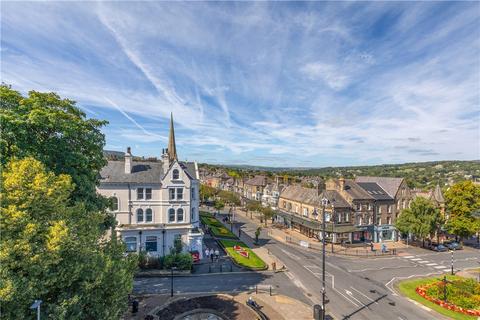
[110,197,119,211]
[137,209,144,223]
[172,169,179,180]
[146,208,153,222]
[177,208,184,222]
[168,208,175,222]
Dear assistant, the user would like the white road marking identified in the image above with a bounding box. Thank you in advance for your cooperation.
[333,287,359,307]
[345,289,366,307]
[280,248,300,260]
[426,263,437,266]
[418,261,429,264]
[385,277,398,296]
[403,256,415,258]
[350,286,379,305]
[410,258,422,261]
[434,265,447,269]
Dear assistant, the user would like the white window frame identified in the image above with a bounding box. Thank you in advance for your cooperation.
[145,188,152,200]
[172,169,180,180]
[176,188,183,200]
[125,237,137,252]
[303,207,308,217]
[169,188,176,200]
[111,196,119,211]
[137,188,144,200]
[177,208,184,222]
[136,208,144,223]
[145,236,157,252]
[145,208,153,222]
[168,208,175,222]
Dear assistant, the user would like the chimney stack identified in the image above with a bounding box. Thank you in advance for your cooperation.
[339,177,345,190]
[125,147,132,174]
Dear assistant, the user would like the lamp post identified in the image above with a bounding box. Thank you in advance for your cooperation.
[171,267,177,297]
[451,248,455,275]
[30,300,42,320]
[321,197,329,320]
[331,205,335,253]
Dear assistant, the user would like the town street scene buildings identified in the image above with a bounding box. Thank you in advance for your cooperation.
[2,2,479,320]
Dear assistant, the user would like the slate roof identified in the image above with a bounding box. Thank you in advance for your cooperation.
[280,185,350,208]
[99,160,197,184]
[355,176,404,198]
[343,179,373,200]
[356,182,393,201]
[245,175,267,187]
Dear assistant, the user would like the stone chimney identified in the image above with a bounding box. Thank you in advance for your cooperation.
[125,147,132,174]
[162,147,170,173]
[339,177,345,190]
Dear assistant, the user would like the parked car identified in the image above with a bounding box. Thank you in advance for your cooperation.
[430,244,448,252]
[445,241,463,250]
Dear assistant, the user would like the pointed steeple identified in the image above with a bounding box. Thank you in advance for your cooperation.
[167,113,178,162]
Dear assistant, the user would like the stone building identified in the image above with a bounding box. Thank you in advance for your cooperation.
[97,115,203,257]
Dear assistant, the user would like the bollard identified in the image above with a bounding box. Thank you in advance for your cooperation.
[270,286,272,296]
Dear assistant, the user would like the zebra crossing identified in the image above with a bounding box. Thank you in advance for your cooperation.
[401,255,451,272]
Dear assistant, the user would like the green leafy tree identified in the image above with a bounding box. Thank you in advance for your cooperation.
[0,157,137,319]
[214,199,225,213]
[395,197,441,247]
[246,200,262,219]
[261,206,275,227]
[444,181,480,241]
[200,184,217,202]
[0,85,108,212]
[218,190,241,207]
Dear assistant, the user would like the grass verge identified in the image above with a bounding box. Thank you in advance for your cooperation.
[218,239,267,270]
[397,275,478,320]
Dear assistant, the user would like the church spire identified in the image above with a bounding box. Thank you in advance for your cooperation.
[167,112,177,162]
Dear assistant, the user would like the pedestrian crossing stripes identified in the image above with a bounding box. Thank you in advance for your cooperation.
[426,263,437,266]
[410,258,422,261]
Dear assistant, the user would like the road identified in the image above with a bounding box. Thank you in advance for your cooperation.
[227,211,479,320]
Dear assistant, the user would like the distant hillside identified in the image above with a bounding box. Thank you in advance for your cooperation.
[199,160,480,190]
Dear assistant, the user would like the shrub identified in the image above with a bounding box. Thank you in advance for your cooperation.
[164,252,193,270]
[138,251,148,269]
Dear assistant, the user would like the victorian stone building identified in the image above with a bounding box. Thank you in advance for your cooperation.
[97,115,203,257]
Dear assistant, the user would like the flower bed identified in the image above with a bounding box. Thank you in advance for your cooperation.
[416,280,480,317]
[218,239,267,270]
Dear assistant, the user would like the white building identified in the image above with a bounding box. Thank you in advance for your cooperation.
[97,115,203,257]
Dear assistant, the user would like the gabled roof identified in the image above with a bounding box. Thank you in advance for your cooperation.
[179,161,198,180]
[245,175,267,187]
[280,185,350,208]
[100,161,164,184]
[356,182,393,201]
[355,176,404,198]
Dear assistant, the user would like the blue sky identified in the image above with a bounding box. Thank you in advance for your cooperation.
[2,2,479,167]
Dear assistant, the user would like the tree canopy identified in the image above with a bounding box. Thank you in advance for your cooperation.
[0,85,108,210]
[0,157,137,319]
[395,197,441,245]
[444,181,480,239]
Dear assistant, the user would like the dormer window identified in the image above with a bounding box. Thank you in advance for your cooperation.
[172,169,180,180]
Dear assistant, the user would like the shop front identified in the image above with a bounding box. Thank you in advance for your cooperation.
[375,225,397,242]
[276,210,321,239]
[352,225,374,243]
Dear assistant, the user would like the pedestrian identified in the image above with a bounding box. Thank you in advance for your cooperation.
[215,249,219,261]
[205,248,210,260]
[238,228,241,237]
[370,242,374,252]
[210,251,214,262]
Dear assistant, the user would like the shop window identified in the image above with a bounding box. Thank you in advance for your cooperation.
[125,237,137,252]
[145,236,157,252]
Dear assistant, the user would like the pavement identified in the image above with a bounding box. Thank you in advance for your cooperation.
[216,206,480,320]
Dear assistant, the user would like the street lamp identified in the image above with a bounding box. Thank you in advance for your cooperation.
[171,267,178,297]
[321,197,329,320]
[30,299,42,320]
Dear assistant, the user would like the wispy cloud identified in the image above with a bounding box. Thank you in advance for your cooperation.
[1,2,478,166]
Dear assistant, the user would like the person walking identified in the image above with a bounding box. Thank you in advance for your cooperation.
[210,250,214,262]
[205,248,210,260]
[215,249,219,261]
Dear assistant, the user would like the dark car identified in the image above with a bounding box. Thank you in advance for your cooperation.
[446,241,463,250]
[431,244,448,252]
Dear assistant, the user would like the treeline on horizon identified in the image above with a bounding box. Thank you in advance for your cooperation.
[200,160,480,190]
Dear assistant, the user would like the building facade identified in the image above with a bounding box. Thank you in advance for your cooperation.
[97,115,203,257]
